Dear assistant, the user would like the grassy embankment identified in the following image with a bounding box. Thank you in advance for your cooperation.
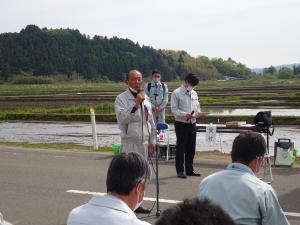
[0,140,112,152]
[1,140,299,165]
[0,140,231,160]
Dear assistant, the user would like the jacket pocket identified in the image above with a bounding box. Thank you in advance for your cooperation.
[126,121,141,141]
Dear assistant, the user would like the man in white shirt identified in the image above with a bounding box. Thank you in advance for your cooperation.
[171,73,202,178]
[197,131,290,225]
[67,152,151,225]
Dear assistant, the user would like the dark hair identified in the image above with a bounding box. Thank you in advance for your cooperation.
[184,73,199,86]
[106,152,151,195]
[152,70,161,75]
[231,131,266,164]
[155,198,236,225]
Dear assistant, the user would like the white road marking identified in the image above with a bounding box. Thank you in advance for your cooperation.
[67,189,300,218]
[283,211,300,217]
[67,190,181,204]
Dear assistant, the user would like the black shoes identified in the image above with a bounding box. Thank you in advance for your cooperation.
[177,171,201,178]
[186,171,201,176]
[177,172,187,179]
[135,206,151,214]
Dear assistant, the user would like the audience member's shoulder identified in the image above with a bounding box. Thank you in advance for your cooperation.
[255,178,275,192]
[68,203,89,220]
[137,219,151,225]
[0,212,12,225]
[202,170,227,181]
[128,217,151,225]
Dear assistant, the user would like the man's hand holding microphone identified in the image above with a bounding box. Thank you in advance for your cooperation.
[186,110,194,122]
[134,90,145,108]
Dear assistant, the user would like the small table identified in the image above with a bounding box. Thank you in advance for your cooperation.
[196,123,274,183]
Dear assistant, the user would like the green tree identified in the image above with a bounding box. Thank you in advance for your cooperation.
[0,63,11,81]
[263,66,276,74]
[278,67,295,79]
[293,65,300,75]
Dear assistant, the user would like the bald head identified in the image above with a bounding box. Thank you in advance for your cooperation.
[126,70,142,80]
[126,69,143,90]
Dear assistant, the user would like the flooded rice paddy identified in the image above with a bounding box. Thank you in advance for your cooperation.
[0,121,299,156]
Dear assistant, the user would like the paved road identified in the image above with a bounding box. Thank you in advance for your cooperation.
[0,146,299,225]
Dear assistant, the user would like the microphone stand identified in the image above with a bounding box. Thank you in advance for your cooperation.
[155,132,161,217]
[154,92,161,217]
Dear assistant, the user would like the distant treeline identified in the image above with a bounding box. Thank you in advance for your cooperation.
[261,65,300,79]
[0,25,252,82]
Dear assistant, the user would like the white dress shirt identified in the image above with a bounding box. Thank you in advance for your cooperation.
[67,194,150,225]
[171,85,201,124]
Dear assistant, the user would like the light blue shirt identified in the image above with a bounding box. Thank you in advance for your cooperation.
[144,81,168,109]
[197,163,290,225]
[144,81,168,123]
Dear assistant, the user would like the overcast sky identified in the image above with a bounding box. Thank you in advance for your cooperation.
[1,0,299,68]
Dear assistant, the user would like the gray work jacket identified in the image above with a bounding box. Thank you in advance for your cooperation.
[115,89,156,145]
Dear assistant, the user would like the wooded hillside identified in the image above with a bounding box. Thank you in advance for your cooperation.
[0,25,251,82]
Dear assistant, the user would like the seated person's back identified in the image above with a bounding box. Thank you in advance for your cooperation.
[67,152,151,225]
[197,131,290,225]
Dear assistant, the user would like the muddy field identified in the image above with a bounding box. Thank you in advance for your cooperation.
[1,86,300,110]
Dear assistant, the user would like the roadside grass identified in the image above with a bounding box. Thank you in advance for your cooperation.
[0,140,230,160]
[0,141,113,152]
[0,141,299,165]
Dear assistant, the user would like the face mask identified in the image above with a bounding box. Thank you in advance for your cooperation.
[129,87,138,93]
[186,86,193,92]
[255,156,262,173]
[133,199,143,211]
[153,77,160,83]
[133,190,144,211]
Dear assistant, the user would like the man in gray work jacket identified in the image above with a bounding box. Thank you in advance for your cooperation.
[115,69,156,159]
[144,70,168,124]
[115,69,156,214]
[171,73,202,179]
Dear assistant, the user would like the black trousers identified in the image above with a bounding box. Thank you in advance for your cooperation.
[174,121,196,174]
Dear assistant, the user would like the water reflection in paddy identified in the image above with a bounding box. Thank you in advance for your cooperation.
[0,121,299,156]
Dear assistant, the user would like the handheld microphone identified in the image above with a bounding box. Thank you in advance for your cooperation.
[137,88,143,94]
[136,89,144,108]
[186,110,195,121]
